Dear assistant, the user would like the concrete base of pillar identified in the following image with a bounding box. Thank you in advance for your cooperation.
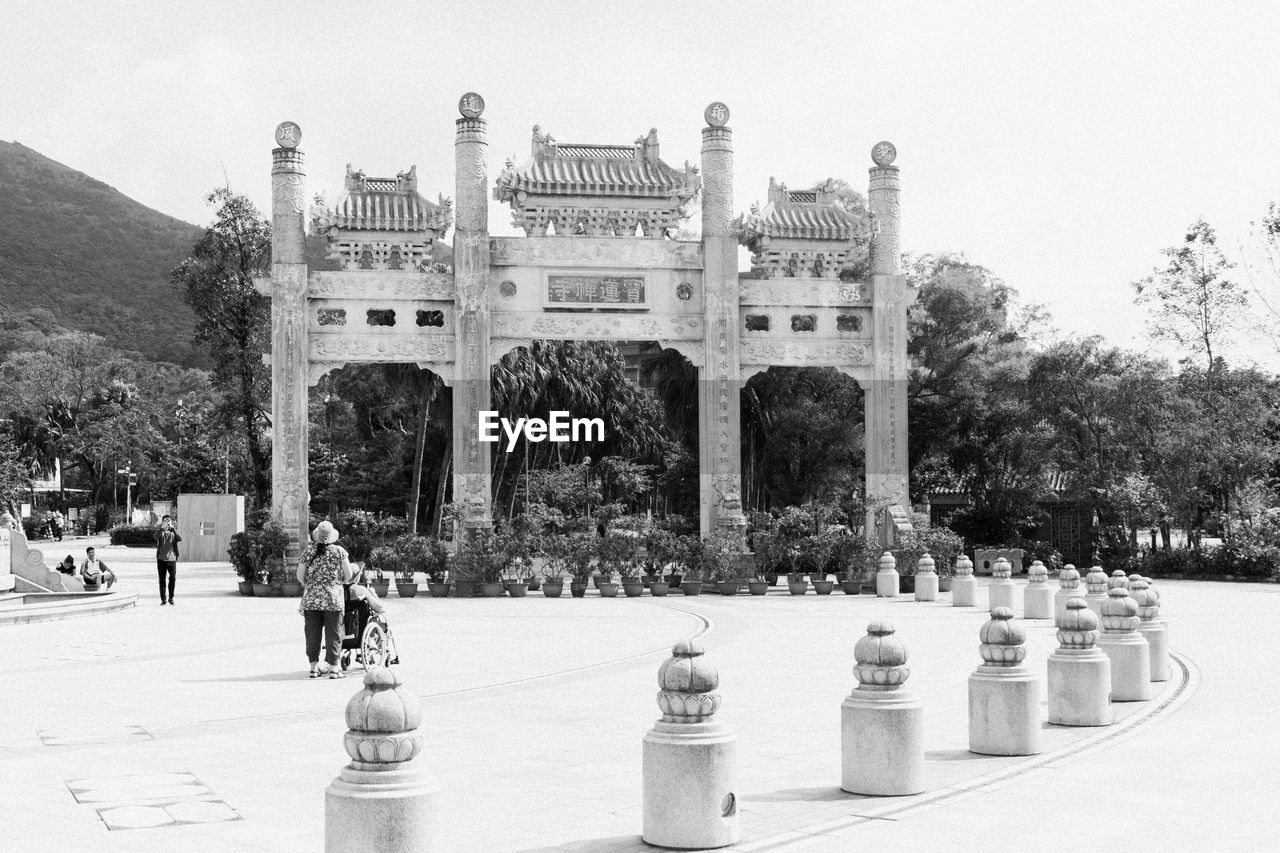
[1138,621,1170,682]
[1096,632,1152,701]
[952,576,977,607]
[1047,648,1114,726]
[876,569,899,598]
[988,580,1016,613]
[325,765,442,853]
[643,721,739,850]
[1085,593,1108,620]
[968,665,1042,756]
[841,689,924,795]
[914,574,938,602]
[1023,585,1054,620]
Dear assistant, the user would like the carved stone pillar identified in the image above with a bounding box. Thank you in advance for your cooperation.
[452,94,493,536]
[864,141,912,546]
[698,103,745,540]
[270,122,310,556]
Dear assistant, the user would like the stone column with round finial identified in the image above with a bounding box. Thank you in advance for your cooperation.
[841,621,924,795]
[987,556,1018,614]
[969,607,1042,755]
[1054,565,1081,623]
[914,553,938,602]
[875,551,900,598]
[325,669,441,852]
[1095,588,1152,701]
[1083,565,1110,619]
[1108,569,1130,591]
[951,554,976,607]
[642,639,739,850]
[453,93,494,540]
[1047,598,1114,726]
[1130,579,1169,682]
[266,121,310,554]
[1023,560,1054,620]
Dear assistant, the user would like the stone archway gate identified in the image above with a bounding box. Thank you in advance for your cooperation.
[259,95,915,555]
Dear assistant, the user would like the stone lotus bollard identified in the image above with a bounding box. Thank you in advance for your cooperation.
[1130,579,1169,682]
[643,639,739,850]
[841,621,924,796]
[1054,565,1081,623]
[1096,588,1152,701]
[875,551,900,598]
[987,556,1017,614]
[1108,569,1130,591]
[951,554,976,607]
[1083,565,1110,619]
[326,668,441,853]
[969,607,1042,756]
[1047,598,1114,726]
[914,553,939,602]
[1023,560,1054,620]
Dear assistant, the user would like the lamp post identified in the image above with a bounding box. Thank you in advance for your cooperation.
[116,465,136,524]
[583,456,592,521]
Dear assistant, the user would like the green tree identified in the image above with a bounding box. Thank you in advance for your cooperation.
[171,189,272,506]
[1132,218,1247,372]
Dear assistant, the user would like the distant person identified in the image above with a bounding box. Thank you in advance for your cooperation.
[155,515,181,606]
[58,555,76,575]
[297,521,354,679]
[51,511,64,542]
[80,546,117,590]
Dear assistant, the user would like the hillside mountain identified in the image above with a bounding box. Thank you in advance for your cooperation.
[0,142,455,368]
[0,141,206,365]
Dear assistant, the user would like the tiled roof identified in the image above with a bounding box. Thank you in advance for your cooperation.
[330,190,439,231]
[736,178,871,244]
[928,469,1075,498]
[495,126,700,202]
[507,157,694,198]
[322,165,447,233]
[751,203,862,240]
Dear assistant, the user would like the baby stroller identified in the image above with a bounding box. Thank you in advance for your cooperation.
[338,581,400,671]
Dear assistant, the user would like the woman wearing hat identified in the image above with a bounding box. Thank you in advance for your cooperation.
[296,520,355,678]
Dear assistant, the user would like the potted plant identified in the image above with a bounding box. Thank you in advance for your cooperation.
[598,531,637,598]
[748,555,770,596]
[228,531,256,596]
[642,528,678,595]
[795,534,835,595]
[566,533,596,598]
[452,553,478,598]
[699,530,742,596]
[251,563,273,598]
[256,522,300,597]
[367,546,395,598]
[538,532,567,597]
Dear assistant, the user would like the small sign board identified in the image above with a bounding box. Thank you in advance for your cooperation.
[545,273,648,309]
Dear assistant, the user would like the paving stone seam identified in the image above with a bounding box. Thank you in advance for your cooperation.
[744,648,1197,849]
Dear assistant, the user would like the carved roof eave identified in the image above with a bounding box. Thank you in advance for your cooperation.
[311,197,453,243]
[733,205,873,250]
[494,160,701,207]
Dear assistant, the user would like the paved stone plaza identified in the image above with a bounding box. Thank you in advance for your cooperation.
[2,541,1277,852]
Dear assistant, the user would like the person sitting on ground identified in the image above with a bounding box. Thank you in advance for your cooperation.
[348,563,386,615]
[58,555,77,575]
[79,546,117,590]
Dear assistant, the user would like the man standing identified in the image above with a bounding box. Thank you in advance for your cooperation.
[156,515,181,605]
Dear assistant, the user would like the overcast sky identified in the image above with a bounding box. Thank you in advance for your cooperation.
[4,1,1279,368]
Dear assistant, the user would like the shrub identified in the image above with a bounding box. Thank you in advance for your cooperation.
[110,523,160,547]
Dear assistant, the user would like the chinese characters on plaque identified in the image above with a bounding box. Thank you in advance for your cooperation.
[546,275,646,307]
